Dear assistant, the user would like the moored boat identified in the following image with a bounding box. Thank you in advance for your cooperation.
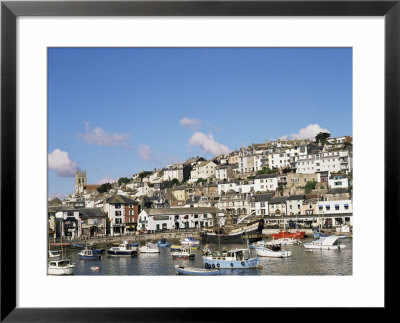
[179,236,200,246]
[48,259,74,275]
[107,241,137,256]
[202,248,259,269]
[78,248,102,260]
[175,265,219,275]
[271,230,305,239]
[139,242,160,253]
[171,246,195,259]
[200,219,264,244]
[170,245,184,251]
[304,236,346,250]
[48,250,61,258]
[253,244,292,258]
[312,230,328,238]
[158,238,171,247]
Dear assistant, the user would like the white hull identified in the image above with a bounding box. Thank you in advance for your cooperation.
[304,244,346,250]
[255,248,292,258]
[139,248,160,253]
[48,267,74,275]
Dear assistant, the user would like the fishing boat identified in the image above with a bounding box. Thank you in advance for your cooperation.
[202,248,259,269]
[200,219,264,244]
[171,246,195,259]
[78,248,102,260]
[253,244,292,258]
[139,242,160,253]
[179,236,200,246]
[48,259,75,275]
[158,238,171,247]
[48,250,61,258]
[175,265,220,275]
[304,236,346,250]
[107,241,137,256]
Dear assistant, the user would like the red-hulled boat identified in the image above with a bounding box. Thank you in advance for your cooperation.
[271,230,305,239]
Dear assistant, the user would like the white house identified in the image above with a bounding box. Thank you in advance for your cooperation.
[105,194,135,235]
[137,207,224,232]
[254,174,279,192]
[190,160,217,181]
[328,174,349,189]
[249,193,274,216]
[215,164,234,181]
[217,180,239,195]
[163,164,184,182]
[286,195,305,216]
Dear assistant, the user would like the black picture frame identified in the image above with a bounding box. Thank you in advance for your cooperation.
[1,0,397,321]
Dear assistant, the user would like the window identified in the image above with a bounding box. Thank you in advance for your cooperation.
[326,205,330,210]
[261,202,265,207]
[251,203,255,208]
[335,205,340,210]
[115,211,122,216]
[115,204,121,209]
[194,214,198,218]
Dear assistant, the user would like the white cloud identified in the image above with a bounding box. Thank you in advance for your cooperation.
[188,132,231,156]
[180,117,201,130]
[139,144,154,161]
[77,122,131,148]
[48,149,80,177]
[280,124,330,141]
[48,193,67,201]
[95,176,117,184]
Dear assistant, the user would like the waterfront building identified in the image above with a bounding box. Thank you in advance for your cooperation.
[105,194,136,236]
[249,193,274,216]
[286,195,305,216]
[137,207,224,232]
[268,196,288,216]
[77,208,107,237]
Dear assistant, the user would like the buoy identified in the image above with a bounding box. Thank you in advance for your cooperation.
[90,266,100,271]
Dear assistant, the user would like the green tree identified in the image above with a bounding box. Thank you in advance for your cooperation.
[97,182,113,193]
[304,180,317,194]
[196,178,207,184]
[171,178,180,186]
[257,167,277,175]
[118,177,130,186]
[315,132,331,145]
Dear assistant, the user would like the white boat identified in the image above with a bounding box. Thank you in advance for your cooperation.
[259,238,301,246]
[304,236,346,250]
[107,241,137,256]
[254,245,292,258]
[48,259,75,275]
[171,246,195,259]
[179,236,200,246]
[139,242,160,253]
[48,250,61,258]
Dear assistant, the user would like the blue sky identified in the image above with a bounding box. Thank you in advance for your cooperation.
[48,47,352,198]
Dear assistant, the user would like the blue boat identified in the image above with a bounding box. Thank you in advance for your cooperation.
[202,248,259,269]
[158,238,171,247]
[77,248,102,260]
[175,265,219,275]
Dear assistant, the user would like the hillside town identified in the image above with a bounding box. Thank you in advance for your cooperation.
[48,133,353,240]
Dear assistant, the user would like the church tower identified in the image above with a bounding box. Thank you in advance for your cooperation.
[75,170,87,195]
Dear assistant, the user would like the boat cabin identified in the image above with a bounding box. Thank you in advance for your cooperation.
[49,260,71,268]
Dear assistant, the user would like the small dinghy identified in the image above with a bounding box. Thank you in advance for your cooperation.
[254,244,292,258]
[139,242,160,253]
[158,238,171,247]
[175,265,219,275]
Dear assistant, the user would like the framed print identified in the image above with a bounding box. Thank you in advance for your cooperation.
[1,0,397,321]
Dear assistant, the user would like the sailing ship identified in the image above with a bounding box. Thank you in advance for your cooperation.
[199,206,264,244]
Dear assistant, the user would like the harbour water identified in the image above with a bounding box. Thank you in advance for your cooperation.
[58,238,352,276]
